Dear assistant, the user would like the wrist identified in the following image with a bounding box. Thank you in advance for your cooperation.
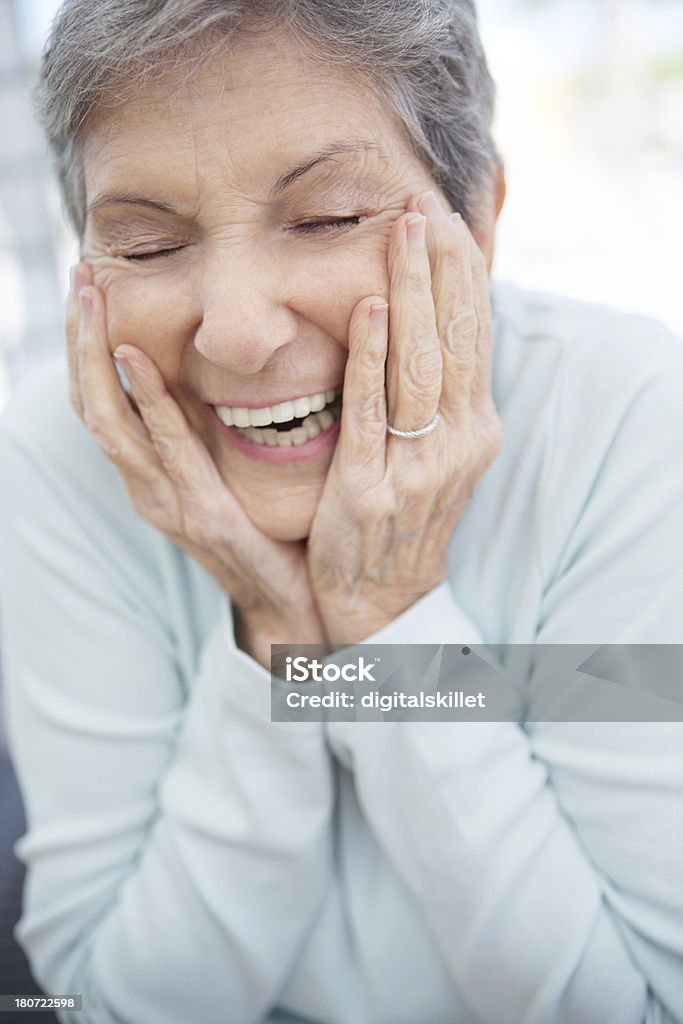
[319,582,442,647]
[233,604,329,671]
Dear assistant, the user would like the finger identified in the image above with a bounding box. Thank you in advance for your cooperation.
[77,291,254,553]
[77,287,160,477]
[419,196,477,431]
[66,262,92,417]
[112,344,230,503]
[385,213,442,437]
[337,295,388,472]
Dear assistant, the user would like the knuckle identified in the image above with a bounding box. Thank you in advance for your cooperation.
[440,232,466,267]
[152,432,184,475]
[354,345,386,385]
[180,491,230,548]
[181,515,208,548]
[347,391,387,428]
[447,310,477,351]
[181,506,218,548]
[97,434,122,462]
[404,465,434,498]
[83,412,120,461]
[405,343,442,393]
[404,268,429,294]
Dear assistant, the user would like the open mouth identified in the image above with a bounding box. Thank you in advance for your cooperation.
[214,388,342,448]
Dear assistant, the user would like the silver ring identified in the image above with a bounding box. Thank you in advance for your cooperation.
[387,413,441,439]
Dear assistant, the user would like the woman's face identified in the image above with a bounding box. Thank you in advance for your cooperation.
[82,30,497,541]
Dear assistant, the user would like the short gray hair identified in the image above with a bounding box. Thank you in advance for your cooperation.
[34,0,497,240]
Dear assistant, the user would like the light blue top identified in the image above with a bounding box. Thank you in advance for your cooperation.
[0,282,682,1024]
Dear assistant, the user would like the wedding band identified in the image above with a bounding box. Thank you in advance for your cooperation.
[387,413,441,439]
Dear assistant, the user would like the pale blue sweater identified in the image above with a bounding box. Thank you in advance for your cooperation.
[0,283,681,1024]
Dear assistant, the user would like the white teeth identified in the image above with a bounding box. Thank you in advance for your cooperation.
[232,408,251,428]
[249,406,273,427]
[216,407,234,427]
[292,396,312,418]
[270,400,295,424]
[304,417,321,439]
[215,388,339,429]
[290,427,309,446]
[245,427,265,445]
[231,406,341,448]
[261,428,279,447]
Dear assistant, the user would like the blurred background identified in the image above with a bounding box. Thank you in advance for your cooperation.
[0,0,681,1005]
[0,0,682,415]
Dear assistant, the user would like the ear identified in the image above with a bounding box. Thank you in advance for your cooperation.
[473,156,506,275]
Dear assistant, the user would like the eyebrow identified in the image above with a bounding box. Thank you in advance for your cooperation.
[87,138,384,216]
[268,139,383,196]
[86,194,181,217]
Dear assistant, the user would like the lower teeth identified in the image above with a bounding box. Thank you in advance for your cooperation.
[237,405,340,447]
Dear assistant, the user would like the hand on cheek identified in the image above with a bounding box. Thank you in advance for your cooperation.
[307,190,503,646]
[65,264,329,665]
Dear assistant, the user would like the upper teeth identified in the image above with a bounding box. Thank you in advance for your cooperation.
[215,389,339,428]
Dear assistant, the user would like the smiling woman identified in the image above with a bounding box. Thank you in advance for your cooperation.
[0,2,682,1024]
[77,45,415,543]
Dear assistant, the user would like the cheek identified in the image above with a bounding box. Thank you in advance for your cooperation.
[292,239,390,349]
[97,271,194,377]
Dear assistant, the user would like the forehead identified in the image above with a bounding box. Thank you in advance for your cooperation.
[82,29,406,201]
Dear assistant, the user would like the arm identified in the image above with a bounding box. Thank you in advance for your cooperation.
[326,364,683,1024]
[0,428,334,1024]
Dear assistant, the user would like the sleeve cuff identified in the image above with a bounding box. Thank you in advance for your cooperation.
[357,579,484,646]
[216,582,482,729]
[213,596,322,731]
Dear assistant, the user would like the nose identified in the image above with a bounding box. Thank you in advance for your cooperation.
[193,245,297,374]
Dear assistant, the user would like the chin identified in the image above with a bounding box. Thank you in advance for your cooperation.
[261,520,312,542]
[243,490,320,542]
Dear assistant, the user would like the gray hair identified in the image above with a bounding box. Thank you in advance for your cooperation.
[34,0,497,240]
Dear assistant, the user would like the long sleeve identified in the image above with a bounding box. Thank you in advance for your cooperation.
[326,361,683,1023]
[0,422,334,1024]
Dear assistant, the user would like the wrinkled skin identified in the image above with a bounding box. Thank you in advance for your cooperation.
[69,29,505,664]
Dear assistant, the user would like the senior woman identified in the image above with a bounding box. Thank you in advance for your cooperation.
[0,0,682,1022]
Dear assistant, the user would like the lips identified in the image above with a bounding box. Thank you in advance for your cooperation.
[215,390,342,448]
[213,387,341,428]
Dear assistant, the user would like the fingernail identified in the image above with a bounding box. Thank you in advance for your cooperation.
[78,289,93,319]
[406,215,426,249]
[419,191,447,221]
[113,345,138,374]
[112,348,131,375]
[112,350,133,394]
[369,302,388,328]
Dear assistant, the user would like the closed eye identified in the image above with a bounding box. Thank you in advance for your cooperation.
[122,246,186,262]
[122,215,363,259]
[292,216,363,235]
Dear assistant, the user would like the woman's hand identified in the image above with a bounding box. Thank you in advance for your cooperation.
[307,191,502,645]
[66,266,327,668]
